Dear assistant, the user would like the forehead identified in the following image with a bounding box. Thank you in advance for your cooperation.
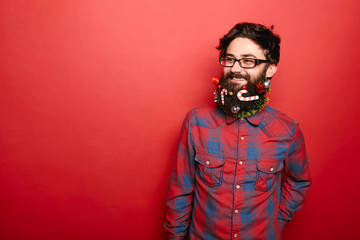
[226,37,266,58]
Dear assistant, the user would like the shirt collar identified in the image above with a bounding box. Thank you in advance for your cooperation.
[225,106,266,126]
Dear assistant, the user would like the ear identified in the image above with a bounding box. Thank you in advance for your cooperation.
[266,64,277,78]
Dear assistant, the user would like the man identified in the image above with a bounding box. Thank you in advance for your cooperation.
[164,22,311,240]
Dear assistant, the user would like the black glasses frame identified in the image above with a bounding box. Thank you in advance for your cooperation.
[219,57,270,68]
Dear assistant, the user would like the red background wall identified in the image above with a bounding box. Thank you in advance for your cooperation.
[1,0,360,239]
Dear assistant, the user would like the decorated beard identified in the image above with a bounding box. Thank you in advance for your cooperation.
[214,70,270,118]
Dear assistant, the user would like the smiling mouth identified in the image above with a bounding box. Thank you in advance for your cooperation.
[231,77,247,81]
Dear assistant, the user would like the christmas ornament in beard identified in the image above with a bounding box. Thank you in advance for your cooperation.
[215,70,267,115]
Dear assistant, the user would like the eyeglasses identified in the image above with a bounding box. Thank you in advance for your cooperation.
[219,56,270,68]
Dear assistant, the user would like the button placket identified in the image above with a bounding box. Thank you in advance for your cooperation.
[232,120,247,239]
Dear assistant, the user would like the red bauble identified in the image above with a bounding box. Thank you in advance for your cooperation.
[212,77,219,85]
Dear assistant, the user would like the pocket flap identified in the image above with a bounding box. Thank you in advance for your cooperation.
[195,152,225,168]
[257,159,283,173]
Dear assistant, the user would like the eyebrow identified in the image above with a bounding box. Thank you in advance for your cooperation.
[226,53,257,58]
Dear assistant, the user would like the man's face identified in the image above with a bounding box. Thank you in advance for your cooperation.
[222,37,276,89]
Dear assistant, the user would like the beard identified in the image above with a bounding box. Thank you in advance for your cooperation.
[215,69,268,118]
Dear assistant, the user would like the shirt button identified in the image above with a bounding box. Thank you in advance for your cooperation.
[206,161,210,165]
[234,233,238,238]
[270,167,274,172]
[239,161,243,165]
[234,209,239,214]
[240,136,244,140]
[236,185,240,189]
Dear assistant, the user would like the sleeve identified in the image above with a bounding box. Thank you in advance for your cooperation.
[278,123,312,224]
[164,111,196,240]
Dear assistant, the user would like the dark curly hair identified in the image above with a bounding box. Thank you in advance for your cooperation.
[217,22,281,64]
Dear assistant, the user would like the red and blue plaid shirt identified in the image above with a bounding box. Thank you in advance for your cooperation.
[165,104,311,240]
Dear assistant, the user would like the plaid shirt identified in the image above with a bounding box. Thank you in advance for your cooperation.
[165,104,311,240]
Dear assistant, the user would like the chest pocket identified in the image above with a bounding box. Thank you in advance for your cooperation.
[194,152,225,187]
[255,159,284,192]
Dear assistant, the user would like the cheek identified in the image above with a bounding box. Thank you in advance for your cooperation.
[223,68,230,75]
[246,69,255,75]
[249,69,262,79]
